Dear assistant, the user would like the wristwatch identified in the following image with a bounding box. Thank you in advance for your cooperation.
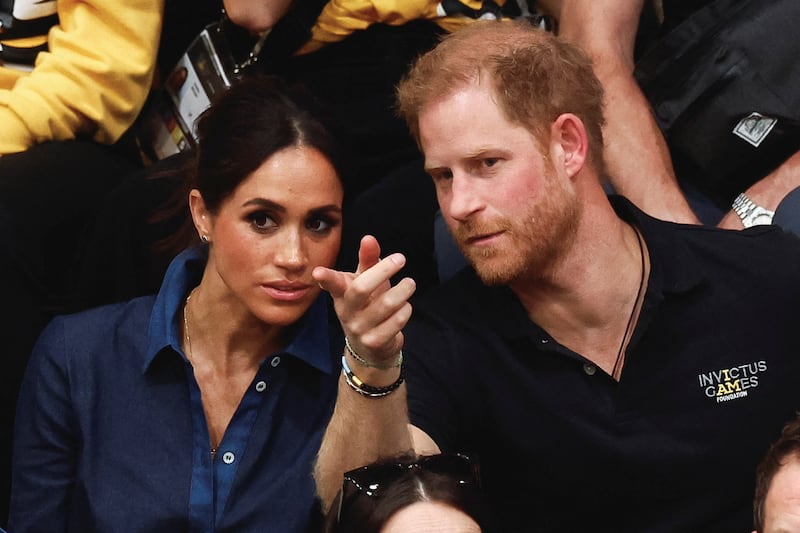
[732,193,775,227]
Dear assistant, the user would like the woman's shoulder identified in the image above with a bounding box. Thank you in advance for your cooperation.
[36,295,158,363]
[50,295,156,330]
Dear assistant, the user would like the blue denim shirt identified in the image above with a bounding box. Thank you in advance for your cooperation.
[10,247,341,532]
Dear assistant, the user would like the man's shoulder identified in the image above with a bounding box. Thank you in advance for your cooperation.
[662,221,800,275]
[627,193,800,284]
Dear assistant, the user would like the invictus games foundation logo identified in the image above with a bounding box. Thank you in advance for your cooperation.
[697,360,767,403]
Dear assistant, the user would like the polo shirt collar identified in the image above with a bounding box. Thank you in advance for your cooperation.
[143,246,336,375]
[609,195,704,296]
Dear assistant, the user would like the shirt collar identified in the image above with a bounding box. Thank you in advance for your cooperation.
[279,294,337,375]
[143,246,337,375]
[608,195,705,296]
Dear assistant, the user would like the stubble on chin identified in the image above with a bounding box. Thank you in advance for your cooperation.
[453,220,512,286]
[455,225,535,287]
[459,198,581,287]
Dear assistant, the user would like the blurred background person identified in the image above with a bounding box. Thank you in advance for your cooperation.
[326,452,497,533]
[753,414,800,533]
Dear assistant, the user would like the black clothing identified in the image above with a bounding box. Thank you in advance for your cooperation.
[405,197,800,532]
[0,140,140,524]
[636,0,800,210]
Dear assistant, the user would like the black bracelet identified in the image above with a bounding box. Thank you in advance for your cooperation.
[341,356,404,398]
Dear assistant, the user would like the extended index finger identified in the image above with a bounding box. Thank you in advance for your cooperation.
[312,266,353,299]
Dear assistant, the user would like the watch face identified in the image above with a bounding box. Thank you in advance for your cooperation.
[750,212,773,226]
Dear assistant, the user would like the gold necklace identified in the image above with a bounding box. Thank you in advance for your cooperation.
[182,288,218,460]
[183,288,197,363]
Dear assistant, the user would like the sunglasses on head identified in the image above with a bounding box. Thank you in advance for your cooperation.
[337,452,481,522]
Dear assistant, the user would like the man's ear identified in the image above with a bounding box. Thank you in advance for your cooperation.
[549,113,588,179]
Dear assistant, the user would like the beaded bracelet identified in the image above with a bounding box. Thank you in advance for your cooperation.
[341,356,404,398]
[344,336,403,370]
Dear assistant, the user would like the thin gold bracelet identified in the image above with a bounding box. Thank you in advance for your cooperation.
[344,336,403,370]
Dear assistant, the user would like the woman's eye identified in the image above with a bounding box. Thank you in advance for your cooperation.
[249,212,276,230]
[307,217,336,233]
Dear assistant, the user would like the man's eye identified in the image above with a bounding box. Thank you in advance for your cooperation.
[483,158,499,167]
[248,212,276,230]
[431,170,453,181]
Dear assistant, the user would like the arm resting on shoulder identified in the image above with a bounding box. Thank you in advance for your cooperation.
[0,0,164,154]
[543,0,700,224]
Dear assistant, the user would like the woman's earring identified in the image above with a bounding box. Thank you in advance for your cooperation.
[201,234,209,243]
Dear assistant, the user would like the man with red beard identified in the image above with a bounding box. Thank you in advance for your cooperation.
[312,20,800,532]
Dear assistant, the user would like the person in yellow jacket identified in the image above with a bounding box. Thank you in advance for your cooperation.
[0,0,163,154]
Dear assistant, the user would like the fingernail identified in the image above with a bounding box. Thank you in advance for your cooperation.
[390,254,404,265]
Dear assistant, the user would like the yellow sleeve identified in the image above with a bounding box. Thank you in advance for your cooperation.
[297,0,494,54]
[0,0,164,154]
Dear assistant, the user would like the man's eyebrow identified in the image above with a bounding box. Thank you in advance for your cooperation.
[464,146,504,159]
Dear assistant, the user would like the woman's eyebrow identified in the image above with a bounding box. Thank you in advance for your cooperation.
[241,198,285,212]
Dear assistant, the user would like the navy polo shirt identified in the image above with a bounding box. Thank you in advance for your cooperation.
[405,197,800,532]
[10,247,341,532]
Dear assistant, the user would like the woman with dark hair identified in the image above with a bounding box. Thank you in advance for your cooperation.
[10,76,347,532]
[327,453,497,533]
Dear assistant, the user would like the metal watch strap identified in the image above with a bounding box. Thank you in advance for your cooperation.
[732,193,774,227]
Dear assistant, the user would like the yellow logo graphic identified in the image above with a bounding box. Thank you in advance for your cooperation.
[697,361,767,403]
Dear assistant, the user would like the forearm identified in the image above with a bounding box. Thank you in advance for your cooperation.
[555,0,700,224]
[594,68,699,223]
[315,365,414,512]
[717,150,800,229]
[312,237,421,511]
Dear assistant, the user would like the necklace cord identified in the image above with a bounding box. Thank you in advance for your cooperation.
[611,227,646,380]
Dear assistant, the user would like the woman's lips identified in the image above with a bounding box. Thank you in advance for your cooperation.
[262,283,311,302]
